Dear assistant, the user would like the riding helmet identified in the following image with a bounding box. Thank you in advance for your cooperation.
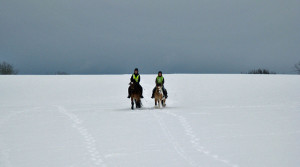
[134,68,139,72]
[158,71,162,74]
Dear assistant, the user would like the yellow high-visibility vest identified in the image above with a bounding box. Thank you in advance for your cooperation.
[156,76,164,84]
[133,74,140,82]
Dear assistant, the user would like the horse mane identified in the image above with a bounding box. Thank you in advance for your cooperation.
[129,82,141,94]
[156,83,162,87]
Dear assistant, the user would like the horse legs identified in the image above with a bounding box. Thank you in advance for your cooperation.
[162,99,166,107]
[158,99,161,108]
[155,99,157,106]
[135,99,141,108]
[131,98,134,110]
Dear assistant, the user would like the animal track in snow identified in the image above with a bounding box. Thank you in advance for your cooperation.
[152,112,197,167]
[161,110,239,167]
[56,106,106,167]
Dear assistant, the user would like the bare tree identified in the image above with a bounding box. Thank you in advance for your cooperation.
[295,62,300,74]
[248,68,276,74]
[0,61,18,74]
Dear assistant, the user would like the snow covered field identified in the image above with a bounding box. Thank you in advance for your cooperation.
[0,74,299,167]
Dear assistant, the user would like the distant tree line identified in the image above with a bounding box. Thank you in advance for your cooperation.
[295,61,300,74]
[247,68,276,74]
[0,61,71,75]
[0,61,18,74]
[55,71,69,75]
[2,60,300,75]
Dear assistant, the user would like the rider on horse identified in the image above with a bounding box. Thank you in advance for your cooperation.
[128,68,144,98]
[151,71,168,99]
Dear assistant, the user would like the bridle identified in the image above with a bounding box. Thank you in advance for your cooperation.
[130,82,139,94]
[156,85,163,95]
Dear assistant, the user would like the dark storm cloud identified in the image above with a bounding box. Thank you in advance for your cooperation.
[1,0,299,74]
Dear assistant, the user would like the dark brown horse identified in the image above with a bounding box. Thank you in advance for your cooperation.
[129,82,142,109]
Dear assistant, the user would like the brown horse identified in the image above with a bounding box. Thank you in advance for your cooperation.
[154,84,166,108]
[129,82,142,110]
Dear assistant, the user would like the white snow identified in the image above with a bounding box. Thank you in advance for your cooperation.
[0,74,299,167]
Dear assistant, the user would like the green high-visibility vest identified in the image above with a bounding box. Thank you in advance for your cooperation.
[133,74,140,82]
[156,76,164,84]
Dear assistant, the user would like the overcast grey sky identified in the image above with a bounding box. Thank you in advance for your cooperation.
[1,0,299,74]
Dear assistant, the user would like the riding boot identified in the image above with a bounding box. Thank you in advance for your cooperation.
[151,87,155,98]
[127,87,131,98]
[163,87,168,98]
[164,93,168,99]
[140,86,144,98]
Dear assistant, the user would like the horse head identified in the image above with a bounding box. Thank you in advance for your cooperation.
[129,82,135,90]
[156,84,163,95]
